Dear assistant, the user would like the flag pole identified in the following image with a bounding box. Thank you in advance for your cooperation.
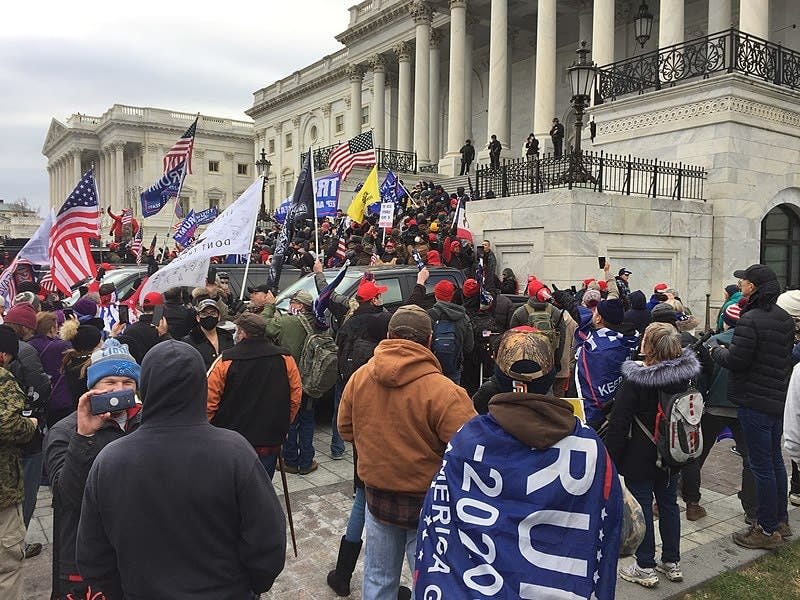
[159,113,197,263]
[238,176,265,302]
[309,146,320,259]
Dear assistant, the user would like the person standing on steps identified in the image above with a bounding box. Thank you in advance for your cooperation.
[550,117,565,157]
[487,134,502,171]
[459,139,475,176]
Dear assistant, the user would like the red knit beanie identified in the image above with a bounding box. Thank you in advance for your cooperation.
[434,280,455,302]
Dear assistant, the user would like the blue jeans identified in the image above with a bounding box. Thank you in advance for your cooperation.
[22,453,42,528]
[737,407,788,534]
[282,394,315,469]
[258,453,278,480]
[363,507,416,600]
[626,475,680,568]
[345,487,366,543]
[331,382,345,457]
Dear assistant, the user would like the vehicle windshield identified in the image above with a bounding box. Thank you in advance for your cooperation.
[64,268,145,306]
[275,272,361,312]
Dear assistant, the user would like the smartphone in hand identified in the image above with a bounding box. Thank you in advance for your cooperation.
[118,305,130,325]
[598,256,606,269]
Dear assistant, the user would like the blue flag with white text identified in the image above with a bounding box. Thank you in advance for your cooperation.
[195,206,219,225]
[141,160,186,218]
[173,209,198,246]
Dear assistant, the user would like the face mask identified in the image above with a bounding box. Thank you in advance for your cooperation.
[199,316,219,331]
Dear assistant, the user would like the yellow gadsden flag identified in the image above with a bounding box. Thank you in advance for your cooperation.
[346,165,379,224]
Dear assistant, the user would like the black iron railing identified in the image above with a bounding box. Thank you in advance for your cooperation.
[475,151,706,201]
[301,146,418,174]
[418,164,439,174]
[596,27,800,101]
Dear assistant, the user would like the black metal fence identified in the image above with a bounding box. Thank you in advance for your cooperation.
[474,151,706,201]
[596,27,800,101]
[301,146,418,174]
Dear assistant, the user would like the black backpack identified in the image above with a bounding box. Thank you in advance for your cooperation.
[341,337,380,383]
[432,319,462,376]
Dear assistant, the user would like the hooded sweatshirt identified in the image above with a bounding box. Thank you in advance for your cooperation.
[338,338,476,496]
[624,290,651,336]
[414,393,623,600]
[76,340,286,599]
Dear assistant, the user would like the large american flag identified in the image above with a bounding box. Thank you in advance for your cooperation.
[48,170,100,295]
[131,228,144,265]
[327,131,376,181]
[164,117,197,175]
[0,256,29,303]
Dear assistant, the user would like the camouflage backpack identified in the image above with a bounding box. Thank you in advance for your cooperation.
[523,303,562,362]
[298,317,339,399]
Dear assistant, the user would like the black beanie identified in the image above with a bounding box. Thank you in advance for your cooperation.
[72,325,102,353]
[0,325,19,358]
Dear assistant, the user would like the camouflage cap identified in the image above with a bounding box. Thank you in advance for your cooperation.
[494,326,554,382]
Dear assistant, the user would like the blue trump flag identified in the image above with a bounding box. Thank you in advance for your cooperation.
[173,209,198,246]
[315,173,340,219]
[140,160,186,218]
[195,206,219,225]
[274,196,292,224]
[369,169,399,216]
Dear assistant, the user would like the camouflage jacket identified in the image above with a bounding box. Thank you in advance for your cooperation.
[0,366,36,508]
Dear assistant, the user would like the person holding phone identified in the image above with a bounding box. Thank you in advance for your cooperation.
[43,339,141,600]
[115,293,171,364]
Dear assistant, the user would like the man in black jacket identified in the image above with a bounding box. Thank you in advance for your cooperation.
[459,139,475,175]
[44,339,141,599]
[76,340,286,599]
[710,264,795,549]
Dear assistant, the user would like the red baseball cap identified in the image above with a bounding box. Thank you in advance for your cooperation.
[142,292,164,308]
[356,279,388,302]
[654,282,669,292]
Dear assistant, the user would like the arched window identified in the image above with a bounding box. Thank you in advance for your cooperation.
[761,204,800,290]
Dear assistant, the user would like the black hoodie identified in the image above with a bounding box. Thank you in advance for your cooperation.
[76,340,286,599]
[624,290,652,336]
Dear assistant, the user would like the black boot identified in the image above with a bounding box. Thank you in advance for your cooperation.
[326,536,363,596]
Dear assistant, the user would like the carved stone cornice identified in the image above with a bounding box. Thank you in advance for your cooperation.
[369,54,387,73]
[430,29,442,50]
[347,64,364,82]
[394,41,412,62]
[336,2,415,47]
[596,95,800,138]
[409,1,433,24]
[248,65,350,119]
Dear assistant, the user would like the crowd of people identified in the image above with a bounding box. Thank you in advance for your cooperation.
[0,174,798,598]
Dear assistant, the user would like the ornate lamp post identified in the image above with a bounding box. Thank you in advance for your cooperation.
[255,148,271,232]
[565,41,597,184]
[633,2,654,48]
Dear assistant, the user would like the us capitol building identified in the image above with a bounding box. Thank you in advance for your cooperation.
[45,0,800,313]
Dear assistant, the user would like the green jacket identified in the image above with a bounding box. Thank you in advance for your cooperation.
[0,366,36,508]
[262,304,311,363]
[716,291,742,332]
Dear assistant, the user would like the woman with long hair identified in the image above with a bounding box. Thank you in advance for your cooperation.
[605,322,701,588]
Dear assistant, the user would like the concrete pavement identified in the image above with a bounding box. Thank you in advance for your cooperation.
[22,422,795,599]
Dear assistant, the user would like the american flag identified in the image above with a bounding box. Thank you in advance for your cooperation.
[48,170,100,295]
[0,256,29,303]
[121,208,132,226]
[164,117,197,175]
[131,228,144,265]
[334,219,347,263]
[327,131,376,181]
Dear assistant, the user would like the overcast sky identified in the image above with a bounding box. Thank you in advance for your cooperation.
[0,1,352,215]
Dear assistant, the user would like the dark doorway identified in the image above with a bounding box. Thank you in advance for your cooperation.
[761,204,800,290]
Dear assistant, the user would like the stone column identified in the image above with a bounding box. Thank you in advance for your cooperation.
[487,0,509,149]
[114,143,125,212]
[464,16,476,144]
[443,0,467,171]
[708,0,732,33]
[411,1,432,163]
[592,0,615,67]
[429,29,442,163]
[386,75,398,150]
[533,0,557,139]
[72,149,82,183]
[395,42,413,152]
[104,148,113,209]
[47,166,53,207]
[370,56,387,148]
[740,0,769,39]
[579,0,593,47]
[348,65,364,138]
[659,0,685,48]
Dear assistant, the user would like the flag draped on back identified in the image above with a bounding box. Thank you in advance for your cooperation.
[328,131,376,181]
[121,208,132,227]
[131,228,144,265]
[266,153,315,291]
[451,196,473,243]
[49,170,100,295]
[347,165,379,224]
[164,117,197,174]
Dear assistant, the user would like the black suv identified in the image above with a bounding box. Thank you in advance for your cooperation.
[275,265,469,313]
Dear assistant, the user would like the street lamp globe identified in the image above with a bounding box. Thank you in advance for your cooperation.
[634,2,654,48]
[255,148,271,179]
[568,41,596,102]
